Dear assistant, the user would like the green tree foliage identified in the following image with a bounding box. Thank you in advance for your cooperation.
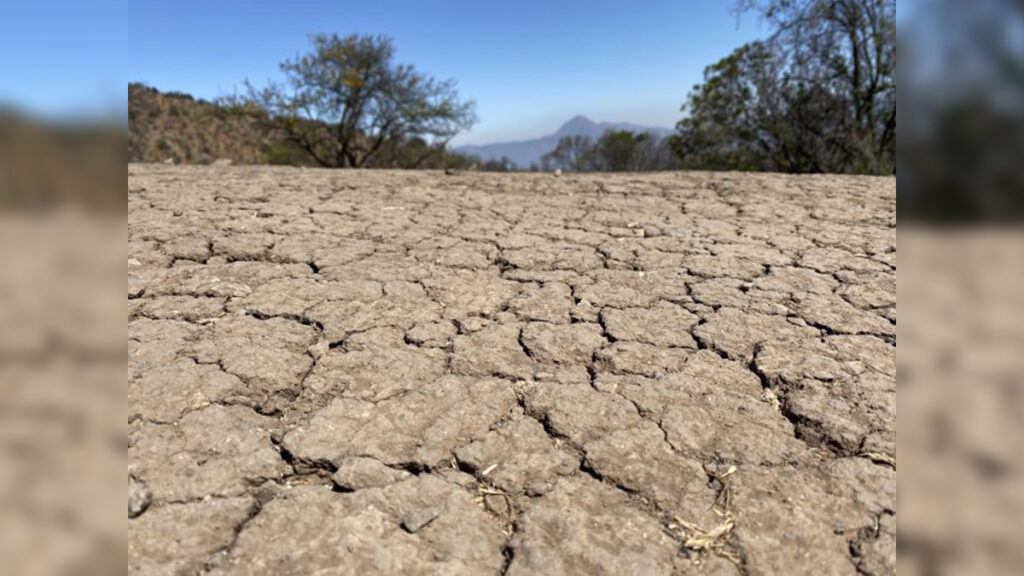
[673,0,895,174]
[594,130,648,171]
[231,34,476,168]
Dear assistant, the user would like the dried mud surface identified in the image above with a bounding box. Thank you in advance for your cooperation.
[128,165,896,575]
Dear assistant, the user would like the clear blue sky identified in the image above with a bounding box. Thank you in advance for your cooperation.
[2,1,765,145]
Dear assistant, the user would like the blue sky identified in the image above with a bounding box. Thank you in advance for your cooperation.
[2,1,765,145]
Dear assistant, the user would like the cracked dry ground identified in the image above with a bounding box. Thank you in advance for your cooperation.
[128,165,896,576]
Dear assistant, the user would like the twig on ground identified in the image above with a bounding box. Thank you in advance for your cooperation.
[859,451,896,468]
[477,486,514,535]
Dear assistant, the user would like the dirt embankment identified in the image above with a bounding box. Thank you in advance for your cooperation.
[129,166,896,575]
[129,84,283,165]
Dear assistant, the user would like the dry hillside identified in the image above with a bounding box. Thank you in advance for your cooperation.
[129,83,299,165]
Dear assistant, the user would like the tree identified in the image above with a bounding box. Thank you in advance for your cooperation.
[542,131,674,173]
[597,131,645,171]
[232,34,476,168]
[592,130,674,172]
[542,135,594,172]
[672,41,838,172]
[633,132,678,171]
[744,0,895,172]
[673,0,895,174]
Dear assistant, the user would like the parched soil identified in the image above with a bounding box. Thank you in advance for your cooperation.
[128,165,896,575]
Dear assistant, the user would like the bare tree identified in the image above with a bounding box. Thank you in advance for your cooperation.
[634,135,677,171]
[542,135,594,172]
[592,130,668,172]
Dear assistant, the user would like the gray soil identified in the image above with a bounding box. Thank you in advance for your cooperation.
[128,165,895,575]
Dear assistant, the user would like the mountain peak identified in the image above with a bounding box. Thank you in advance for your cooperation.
[556,115,598,137]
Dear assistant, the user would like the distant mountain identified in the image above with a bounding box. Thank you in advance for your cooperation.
[455,116,674,168]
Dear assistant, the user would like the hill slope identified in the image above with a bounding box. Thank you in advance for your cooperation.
[129,84,292,165]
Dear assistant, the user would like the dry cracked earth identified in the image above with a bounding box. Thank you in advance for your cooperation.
[128,165,896,576]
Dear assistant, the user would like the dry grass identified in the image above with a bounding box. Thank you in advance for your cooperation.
[671,465,741,564]
[477,486,515,535]
[860,451,896,468]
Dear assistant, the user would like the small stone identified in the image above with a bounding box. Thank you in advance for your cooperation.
[400,507,441,533]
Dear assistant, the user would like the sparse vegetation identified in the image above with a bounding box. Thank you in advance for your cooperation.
[129,83,281,164]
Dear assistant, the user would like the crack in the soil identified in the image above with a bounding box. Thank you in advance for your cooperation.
[129,168,895,575]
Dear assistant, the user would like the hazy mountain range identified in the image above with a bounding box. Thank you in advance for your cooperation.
[455,115,674,168]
